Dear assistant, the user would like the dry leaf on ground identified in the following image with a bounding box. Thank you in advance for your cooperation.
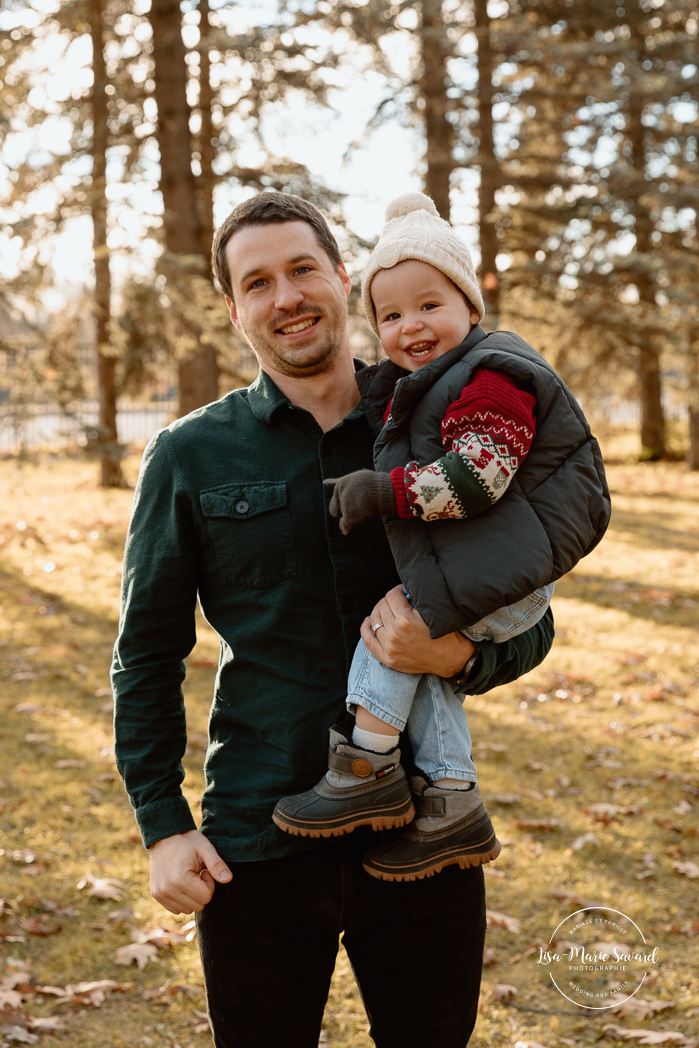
[672,861,699,879]
[77,874,127,900]
[514,1041,546,1048]
[512,818,563,830]
[27,1017,65,1032]
[602,1025,698,1046]
[131,927,186,948]
[0,1027,39,1044]
[486,911,522,933]
[62,979,127,1006]
[608,994,675,1019]
[571,832,600,850]
[587,803,643,818]
[492,984,518,1001]
[0,989,23,1009]
[114,943,159,969]
[550,889,598,909]
[492,793,522,805]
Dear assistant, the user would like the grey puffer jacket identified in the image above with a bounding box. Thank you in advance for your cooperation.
[356,324,611,639]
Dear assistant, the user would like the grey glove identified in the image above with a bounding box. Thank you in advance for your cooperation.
[324,470,397,535]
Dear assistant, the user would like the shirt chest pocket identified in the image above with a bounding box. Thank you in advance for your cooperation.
[200,482,297,589]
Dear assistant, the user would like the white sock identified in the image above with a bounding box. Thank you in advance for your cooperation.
[325,725,399,789]
[434,778,476,791]
[352,726,399,754]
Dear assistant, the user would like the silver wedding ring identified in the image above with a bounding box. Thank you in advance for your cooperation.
[371,621,385,635]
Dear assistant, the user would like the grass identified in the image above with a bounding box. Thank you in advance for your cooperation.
[1,451,698,1047]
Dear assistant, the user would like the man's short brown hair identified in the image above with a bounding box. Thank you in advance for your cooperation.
[212,192,343,300]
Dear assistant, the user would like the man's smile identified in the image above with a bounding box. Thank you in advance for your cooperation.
[276,316,321,336]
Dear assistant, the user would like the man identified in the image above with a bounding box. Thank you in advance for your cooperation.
[113,192,554,1048]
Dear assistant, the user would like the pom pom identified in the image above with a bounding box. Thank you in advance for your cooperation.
[385,192,439,223]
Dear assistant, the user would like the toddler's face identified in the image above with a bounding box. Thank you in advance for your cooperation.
[371,260,479,373]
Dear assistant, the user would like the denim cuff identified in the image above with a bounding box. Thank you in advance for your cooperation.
[134,795,197,849]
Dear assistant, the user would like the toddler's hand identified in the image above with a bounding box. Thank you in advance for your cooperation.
[324,470,396,534]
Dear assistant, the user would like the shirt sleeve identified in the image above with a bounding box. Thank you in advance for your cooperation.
[111,429,199,848]
[455,606,554,696]
[391,369,537,521]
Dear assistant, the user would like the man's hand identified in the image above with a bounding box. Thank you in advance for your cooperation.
[149,830,232,915]
[360,585,474,677]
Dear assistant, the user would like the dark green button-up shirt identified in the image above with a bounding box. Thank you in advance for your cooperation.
[112,366,553,862]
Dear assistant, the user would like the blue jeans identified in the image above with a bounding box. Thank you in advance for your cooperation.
[347,584,554,782]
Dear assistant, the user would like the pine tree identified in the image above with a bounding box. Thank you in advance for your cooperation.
[498,0,699,459]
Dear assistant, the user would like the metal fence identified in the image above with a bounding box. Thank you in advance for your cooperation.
[0,394,688,454]
[0,400,178,452]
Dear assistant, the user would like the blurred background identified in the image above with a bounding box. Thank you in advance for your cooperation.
[1,0,698,483]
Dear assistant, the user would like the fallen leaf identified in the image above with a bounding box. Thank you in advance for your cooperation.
[492,983,518,1001]
[550,889,598,909]
[114,943,158,969]
[608,993,675,1019]
[492,793,522,805]
[524,761,549,772]
[54,759,86,769]
[62,979,128,1006]
[482,945,497,966]
[512,818,563,831]
[602,1024,698,1046]
[586,803,643,823]
[0,974,30,991]
[486,910,522,933]
[18,917,61,937]
[0,989,23,1009]
[571,832,600,851]
[672,800,693,815]
[514,1042,546,1048]
[77,874,126,900]
[131,927,186,948]
[0,1027,39,1044]
[27,1017,66,1032]
[672,860,699,879]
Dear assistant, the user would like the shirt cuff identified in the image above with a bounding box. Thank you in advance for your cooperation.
[391,467,414,519]
[134,795,198,849]
[449,639,495,695]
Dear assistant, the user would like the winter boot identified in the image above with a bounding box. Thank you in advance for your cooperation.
[362,775,500,881]
[272,727,415,839]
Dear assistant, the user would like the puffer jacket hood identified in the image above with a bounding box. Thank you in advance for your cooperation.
[356,324,611,639]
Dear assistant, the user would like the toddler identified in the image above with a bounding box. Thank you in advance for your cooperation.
[273,193,610,881]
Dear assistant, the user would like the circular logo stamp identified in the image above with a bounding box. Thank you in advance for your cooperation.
[537,907,659,1009]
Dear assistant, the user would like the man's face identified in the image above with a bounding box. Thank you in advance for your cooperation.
[225,221,352,379]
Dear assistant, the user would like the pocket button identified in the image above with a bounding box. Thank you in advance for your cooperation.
[235,500,250,515]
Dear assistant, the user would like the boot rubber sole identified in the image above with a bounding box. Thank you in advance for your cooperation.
[272,797,415,839]
[363,836,501,882]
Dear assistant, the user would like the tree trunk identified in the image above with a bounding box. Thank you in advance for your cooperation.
[89,0,126,488]
[474,0,500,330]
[627,37,664,460]
[150,0,218,417]
[197,0,215,260]
[419,0,453,220]
[688,406,699,471]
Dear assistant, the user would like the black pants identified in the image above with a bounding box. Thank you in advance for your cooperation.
[196,831,486,1048]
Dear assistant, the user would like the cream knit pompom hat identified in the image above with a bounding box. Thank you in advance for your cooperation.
[361,192,485,338]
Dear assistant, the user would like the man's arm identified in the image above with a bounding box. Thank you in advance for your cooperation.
[361,585,553,689]
[112,430,231,912]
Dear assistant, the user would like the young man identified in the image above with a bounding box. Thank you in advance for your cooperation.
[112,192,554,1048]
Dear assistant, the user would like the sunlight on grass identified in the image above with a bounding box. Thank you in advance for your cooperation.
[1,452,698,1047]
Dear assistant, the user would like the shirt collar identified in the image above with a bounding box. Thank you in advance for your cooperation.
[246,369,291,424]
[247,359,368,426]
